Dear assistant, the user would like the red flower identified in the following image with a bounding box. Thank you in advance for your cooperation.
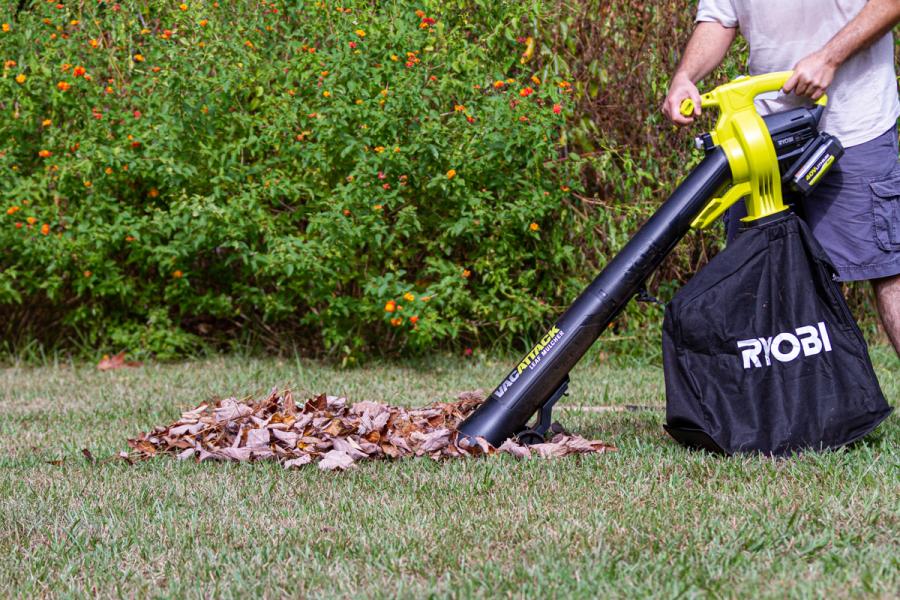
[553,103,562,114]
[133,110,142,119]
[348,41,356,49]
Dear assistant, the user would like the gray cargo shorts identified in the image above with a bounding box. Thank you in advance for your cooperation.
[726,126,900,281]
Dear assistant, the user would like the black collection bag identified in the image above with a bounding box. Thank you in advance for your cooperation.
[662,212,892,455]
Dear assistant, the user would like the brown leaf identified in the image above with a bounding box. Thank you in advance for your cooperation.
[318,450,356,471]
[332,437,369,460]
[284,455,312,468]
[413,428,451,453]
[97,351,142,371]
[498,439,531,459]
[245,428,270,449]
[271,428,299,447]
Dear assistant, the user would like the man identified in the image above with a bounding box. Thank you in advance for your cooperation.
[662,0,900,356]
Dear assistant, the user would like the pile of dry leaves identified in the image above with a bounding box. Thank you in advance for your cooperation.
[127,389,615,470]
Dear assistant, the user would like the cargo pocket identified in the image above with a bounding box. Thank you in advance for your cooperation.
[870,166,900,251]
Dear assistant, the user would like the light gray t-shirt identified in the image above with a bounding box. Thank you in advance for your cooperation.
[697,0,900,147]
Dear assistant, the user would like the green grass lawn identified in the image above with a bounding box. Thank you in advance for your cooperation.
[0,347,897,598]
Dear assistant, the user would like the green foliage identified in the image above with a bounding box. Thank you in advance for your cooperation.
[1,0,889,359]
[0,0,579,358]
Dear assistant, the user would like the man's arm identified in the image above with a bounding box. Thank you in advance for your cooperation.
[784,0,900,99]
[663,22,737,125]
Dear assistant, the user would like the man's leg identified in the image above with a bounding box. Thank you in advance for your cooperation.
[873,274,900,356]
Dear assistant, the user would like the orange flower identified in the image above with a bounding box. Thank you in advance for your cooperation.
[403,292,415,302]
[1,24,9,33]
[83,270,92,278]
[530,74,541,85]
[342,209,351,216]
[354,29,366,37]
[493,80,504,89]
[125,235,135,242]
[38,149,51,158]
[40,223,50,235]
[26,216,37,225]
[519,87,534,97]
[14,73,25,84]
[56,81,70,91]
[244,40,254,48]
[462,268,471,278]
[409,315,419,325]
[6,206,19,215]
[89,38,99,48]
[104,167,113,175]
[3,60,15,68]
[42,119,52,127]
[421,296,431,302]
[373,146,385,153]
[83,181,92,188]
[322,90,331,97]
[73,65,86,77]
[415,10,425,18]
[373,204,383,211]
[148,187,159,198]
[390,317,402,327]
[133,54,144,62]
[384,300,396,313]
[179,3,188,10]
[199,19,208,27]
[529,222,540,231]
[446,169,456,179]
[454,104,465,112]
[173,270,183,279]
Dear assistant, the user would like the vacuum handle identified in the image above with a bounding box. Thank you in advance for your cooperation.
[678,72,828,117]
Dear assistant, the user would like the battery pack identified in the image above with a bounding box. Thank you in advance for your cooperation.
[782,132,844,195]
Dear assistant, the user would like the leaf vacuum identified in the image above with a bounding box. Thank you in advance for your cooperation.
[457,72,892,455]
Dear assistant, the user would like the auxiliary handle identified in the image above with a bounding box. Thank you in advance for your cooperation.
[677,72,828,229]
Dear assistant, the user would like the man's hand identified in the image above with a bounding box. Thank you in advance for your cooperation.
[782,50,837,100]
[663,73,702,126]
[661,22,736,126]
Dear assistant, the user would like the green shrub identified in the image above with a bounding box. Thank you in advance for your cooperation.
[0,0,583,359]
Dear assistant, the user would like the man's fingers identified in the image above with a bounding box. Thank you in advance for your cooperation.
[689,90,702,116]
[782,72,799,94]
[810,87,825,101]
[793,77,811,98]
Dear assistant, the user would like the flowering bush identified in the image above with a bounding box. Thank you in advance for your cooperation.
[0,1,580,358]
